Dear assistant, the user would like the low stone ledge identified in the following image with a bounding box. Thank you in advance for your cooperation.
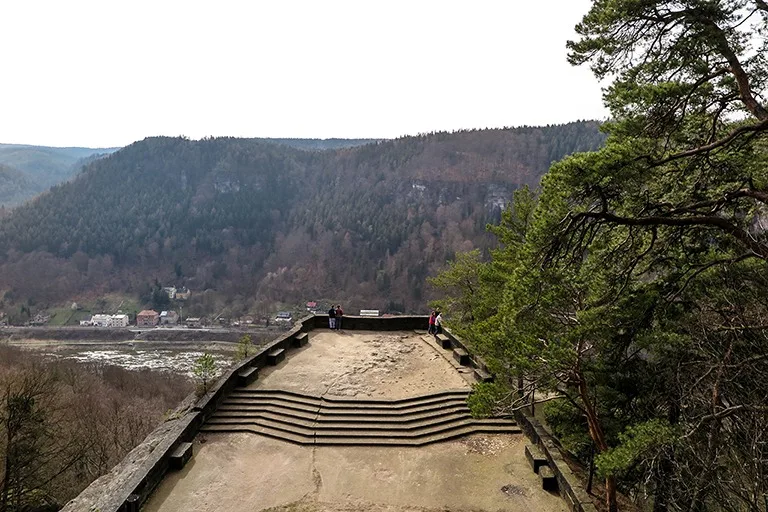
[525,444,548,473]
[452,348,470,366]
[267,348,286,365]
[292,332,309,347]
[514,407,598,512]
[436,333,452,349]
[169,442,193,470]
[237,366,259,387]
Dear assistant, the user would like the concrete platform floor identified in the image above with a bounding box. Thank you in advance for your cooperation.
[143,331,567,512]
[144,432,566,512]
[253,329,473,398]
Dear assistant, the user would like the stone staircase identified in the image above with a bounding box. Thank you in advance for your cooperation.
[200,388,520,446]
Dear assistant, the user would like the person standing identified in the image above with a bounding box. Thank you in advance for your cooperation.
[434,311,443,335]
[427,311,436,334]
[328,305,336,329]
[335,304,344,330]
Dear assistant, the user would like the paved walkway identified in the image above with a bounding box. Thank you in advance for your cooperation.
[144,330,566,512]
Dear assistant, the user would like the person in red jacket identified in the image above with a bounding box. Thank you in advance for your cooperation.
[428,311,436,335]
[335,304,344,330]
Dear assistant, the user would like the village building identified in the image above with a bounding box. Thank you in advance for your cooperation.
[91,314,112,327]
[160,310,179,326]
[185,317,202,328]
[108,314,130,328]
[137,310,160,327]
[175,287,191,300]
[163,287,177,299]
[275,311,293,323]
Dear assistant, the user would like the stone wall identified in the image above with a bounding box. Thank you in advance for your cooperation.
[61,314,430,512]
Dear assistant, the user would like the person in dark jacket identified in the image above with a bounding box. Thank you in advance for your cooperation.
[328,306,336,329]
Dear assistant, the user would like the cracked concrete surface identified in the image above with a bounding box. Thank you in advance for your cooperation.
[143,330,567,512]
[254,330,472,398]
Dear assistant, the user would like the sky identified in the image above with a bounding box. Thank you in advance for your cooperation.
[0,0,607,148]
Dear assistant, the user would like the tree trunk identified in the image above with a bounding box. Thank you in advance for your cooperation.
[578,374,618,512]
[606,476,618,512]
[1,428,11,512]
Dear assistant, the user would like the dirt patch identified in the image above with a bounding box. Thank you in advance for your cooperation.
[461,433,515,456]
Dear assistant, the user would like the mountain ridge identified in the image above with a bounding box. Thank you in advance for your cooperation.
[0,122,605,316]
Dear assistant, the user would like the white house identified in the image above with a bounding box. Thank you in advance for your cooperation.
[91,314,111,327]
[107,314,130,328]
[274,311,293,323]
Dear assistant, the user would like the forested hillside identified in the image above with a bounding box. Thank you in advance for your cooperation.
[0,122,604,314]
[0,143,119,206]
[0,164,38,207]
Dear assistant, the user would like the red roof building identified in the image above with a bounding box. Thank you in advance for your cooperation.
[137,310,159,327]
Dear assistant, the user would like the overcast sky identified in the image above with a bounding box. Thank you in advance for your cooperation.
[0,0,607,148]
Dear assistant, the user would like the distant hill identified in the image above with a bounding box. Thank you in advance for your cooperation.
[0,122,605,315]
[0,143,120,206]
[0,164,38,207]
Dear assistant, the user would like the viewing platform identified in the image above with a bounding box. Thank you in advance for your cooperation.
[142,328,566,512]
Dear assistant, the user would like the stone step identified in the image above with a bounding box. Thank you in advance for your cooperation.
[315,424,522,446]
[222,395,470,417]
[209,410,514,433]
[267,348,286,365]
[206,414,517,439]
[228,391,469,412]
[216,404,320,422]
[214,404,474,424]
[232,387,469,405]
[200,421,521,446]
[200,424,313,445]
[222,398,320,415]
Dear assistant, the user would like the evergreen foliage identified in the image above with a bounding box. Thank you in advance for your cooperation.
[432,2,768,511]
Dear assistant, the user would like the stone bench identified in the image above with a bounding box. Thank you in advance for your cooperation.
[539,466,558,491]
[474,367,493,383]
[525,444,548,474]
[267,348,286,365]
[292,332,308,348]
[169,441,193,470]
[436,333,452,349]
[237,366,259,387]
[452,348,470,366]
